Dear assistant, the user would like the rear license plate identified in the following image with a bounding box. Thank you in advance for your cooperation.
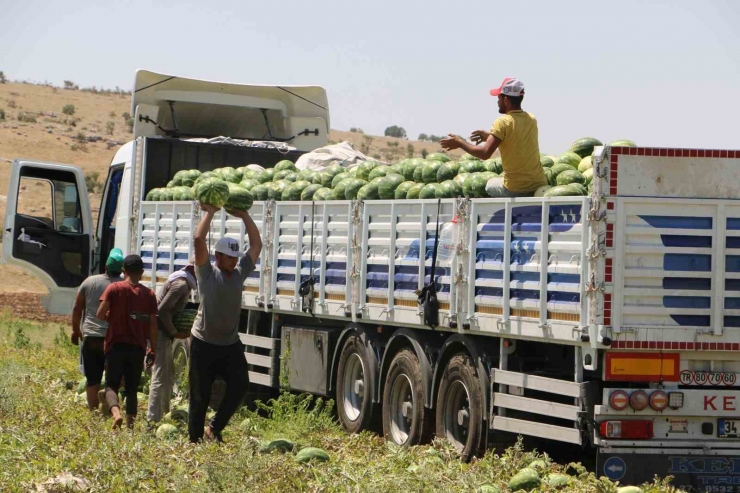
[718,419,740,438]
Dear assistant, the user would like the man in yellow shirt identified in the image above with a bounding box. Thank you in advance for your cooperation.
[440,77,546,197]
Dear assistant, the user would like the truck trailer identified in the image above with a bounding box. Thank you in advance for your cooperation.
[4,70,740,490]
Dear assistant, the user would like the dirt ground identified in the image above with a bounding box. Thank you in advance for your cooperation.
[0,291,69,325]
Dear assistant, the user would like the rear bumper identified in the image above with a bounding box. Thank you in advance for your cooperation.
[598,448,740,492]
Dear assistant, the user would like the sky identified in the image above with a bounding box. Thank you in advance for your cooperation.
[1,0,738,154]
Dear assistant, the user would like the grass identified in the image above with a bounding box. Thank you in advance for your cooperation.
[0,317,679,492]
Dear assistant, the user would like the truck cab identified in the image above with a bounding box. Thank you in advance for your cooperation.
[1,69,329,314]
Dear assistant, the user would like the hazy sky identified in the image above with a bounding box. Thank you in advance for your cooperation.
[2,0,738,153]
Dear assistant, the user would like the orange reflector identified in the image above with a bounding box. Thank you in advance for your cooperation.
[605,352,680,382]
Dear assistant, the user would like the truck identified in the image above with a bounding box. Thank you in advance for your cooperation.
[4,69,740,490]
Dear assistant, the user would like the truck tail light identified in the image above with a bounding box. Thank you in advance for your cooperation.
[668,392,684,409]
[649,390,668,411]
[609,390,629,411]
[600,420,654,439]
[629,390,649,411]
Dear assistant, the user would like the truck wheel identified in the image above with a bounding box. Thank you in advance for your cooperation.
[336,334,374,433]
[172,338,189,394]
[435,353,484,461]
[382,349,432,447]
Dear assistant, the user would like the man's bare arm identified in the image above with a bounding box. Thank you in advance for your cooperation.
[71,292,85,345]
[96,300,111,321]
[149,315,158,354]
[194,203,218,267]
[440,134,500,160]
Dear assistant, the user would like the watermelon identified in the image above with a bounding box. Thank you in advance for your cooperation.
[422,161,442,184]
[253,171,272,184]
[436,162,458,182]
[160,188,176,201]
[356,161,380,181]
[616,487,643,493]
[237,167,253,179]
[459,153,478,161]
[251,184,269,201]
[172,169,201,187]
[556,169,586,186]
[557,152,582,168]
[357,182,380,201]
[267,181,289,201]
[474,172,497,198]
[546,474,572,488]
[437,180,462,198]
[333,179,353,200]
[344,179,368,200]
[297,169,319,184]
[324,164,344,177]
[569,137,603,158]
[285,180,312,201]
[454,173,469,188]
[347,167,359,178]
[171,186,194,201]
[260,438,295,454]
[316,172,334,188]
[301,184,322,201]
[460,160,486,174]
[312,187,334,201]
[273,170,293,182]
[280,172,296,183]
[507,468,541,492]
[225,183,253,211]
[378,173,405,200]
[394,181,415,200]
[577,156,593,173]
[534,185,551,197]
[413,165,425,183]
[195,178,229,208]
[368,165,391,181]
[427,152,450,163]
[610,139,636,147]
[419,184,440,199]
[544,168,555,186]
[543,185,585,197]
[540,155,555,168]
[173,309,197,334]
[550,163,575,178]
[164,408,188,423]
[389,162,406,175]
[245,164,265,173]
[406,183,425,199]
[583,168,594,183]
[262,169,275,182]
[403,159,424,181]
[145,188,163,201]
[462,173,479,198]
[295,447,330,463]
[156,424,179,440]
[215,167,242,184]
[166,179,177,189]
[567,183,588,195]
[194,171,217,185]
[274,160,296,172]
[331,173,350,188]
[239,179,259,191]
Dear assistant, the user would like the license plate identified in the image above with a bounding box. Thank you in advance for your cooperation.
[718,419,740,438]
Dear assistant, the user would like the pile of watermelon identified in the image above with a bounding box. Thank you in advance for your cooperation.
[144,139,635,205]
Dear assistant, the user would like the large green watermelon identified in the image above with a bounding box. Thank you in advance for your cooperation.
[460,160,486,174]
[484,158,503,174]
[610,139,636,147]
[347,167,359,178]
[344,179,368,200]
[324,164,344,177]
[368,165,390,181]
[297,169,319,184]
[274,170,293,182]
[283,172,298,183]
[406,183,425,199]
[171,186,194,201]
[454,173,469,188]
[436,162,458,182]
[544,185,585,197]
[301,184,322,201]
[356,161,380,181]
[413,165,425,183]
[422,161,442,184]
[226,183,253,211]
[316,172,334,188]
[145,188,163,201]
[550,163,575,178]
[544,168,556,186]
[583,167,594,184]
[357,182,380,201]
[331,173,350,188]
[285,180,312,201]
[194,171,217,185]
[577,156,593,173]
[459,153,478,161]
[251,184,269,201]
[267,181,289,201]
[333,178,353,200]
[274,160,296,172]
[540,155,555,168]
[403,158,424,181]
[166,179,177,189]
[262,169,275,182]
[378,173,405,200]
[394,181,415,199]
[556,169,586,186]
[195,178,230,208]
[557,152,582,168]
[389,162,406,175]
[569,137,603,158]
[253,171,272,184]
[238,167,254,180]
[462,173,479,198]
[437,180,463,198]
[172,169,201,187]
[474,172,496,198]
[426,152,450,163]
[420,183,440,199]
[239,178,259,191]
[215,167,242,184]
[159,188,175,201]
[313,187,334,201]
[534,185,551,197]
[173,309,197,333]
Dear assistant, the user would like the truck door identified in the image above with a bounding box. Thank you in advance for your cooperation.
[2,160,93,314]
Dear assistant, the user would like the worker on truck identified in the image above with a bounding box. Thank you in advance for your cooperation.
[189,204,262,443]
[147,258,197,423]
[440,77,547,197]
[71,248,124,410]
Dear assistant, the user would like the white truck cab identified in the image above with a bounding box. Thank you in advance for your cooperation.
[1,69,329,313]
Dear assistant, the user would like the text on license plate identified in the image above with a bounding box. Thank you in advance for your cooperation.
[718,419,740,438]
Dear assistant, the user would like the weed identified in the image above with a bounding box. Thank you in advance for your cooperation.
[11,323,30,349]
[17,111,36,123]
[7,99,17,108]
[62,104,75,116]
[0,108,5,120]
[105,121,115,135]
[85,171,101,193]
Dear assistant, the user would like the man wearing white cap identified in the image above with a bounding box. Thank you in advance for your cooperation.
[147,257,197,422]
[189,203,262,443]
[441,77,547,197]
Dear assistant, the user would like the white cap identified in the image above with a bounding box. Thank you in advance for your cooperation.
[213,237,245,258]
[490,77,525,97]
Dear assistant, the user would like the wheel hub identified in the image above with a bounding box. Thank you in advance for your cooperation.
[457,409,469,428]
[389,374,414,444]
[341,353,365,422]
[443,379,472,452]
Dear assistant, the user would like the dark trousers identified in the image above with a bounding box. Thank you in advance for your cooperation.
[104,343,145,416]
[188,337,249,442]
[81,337,106,386]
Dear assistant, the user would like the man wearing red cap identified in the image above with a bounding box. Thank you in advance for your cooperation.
[441,78,546,197]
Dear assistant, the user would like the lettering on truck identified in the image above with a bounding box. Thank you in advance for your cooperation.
[704,395,737,411]
[671,457,740,491]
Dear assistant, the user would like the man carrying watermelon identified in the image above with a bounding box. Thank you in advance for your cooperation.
[147,258,197,423]
[440,77,547,197]
[189,203,262,443]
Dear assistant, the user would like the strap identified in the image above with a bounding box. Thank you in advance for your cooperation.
[429,199,442,288]
[298,201,317,315]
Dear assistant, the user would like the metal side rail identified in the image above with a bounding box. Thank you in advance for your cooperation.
[489,369,587,445]
[240,333,280,388]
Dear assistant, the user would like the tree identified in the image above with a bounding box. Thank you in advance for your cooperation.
[384,125,407,139]
[406,143,414,158]
[0,71,7,84]
[417,133,428,141]
[349,127,364,134]
[63,80,77,90]
[421,149,428,158]
[429,135,442,143]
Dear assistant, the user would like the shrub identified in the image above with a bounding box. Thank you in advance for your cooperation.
[105,121,115,135]
[62,104,75,116]
[17,112,36,123]
[85,171,101,192]
[125,117,134,133]
[418,133,428,141]
[384,125,407,139]
[421,149,428,158]
[8,100,17,109]
[406,143,414,158]
[0,109,5,120]
[0,71,7,84]
[122,111,130,120]
[63,80,78,90]
[349,127,363,134]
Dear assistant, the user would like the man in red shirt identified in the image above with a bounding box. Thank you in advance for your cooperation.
[96,254,158,429]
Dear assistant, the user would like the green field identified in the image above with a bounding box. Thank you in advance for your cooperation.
[0,315,676,492]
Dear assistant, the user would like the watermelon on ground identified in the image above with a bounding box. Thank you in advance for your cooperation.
[394,181,415,199]
[251,184,269,201]
[578,156,593,173]
[301,184,322,201]
[556,169,586,186]
[557,152,582,168]
[356,161,380,181]
[226,183,253,211]
[344,179,368,200]
[195,178,230,208]
[274,160,296,172]
[368,165,391,181]
[437,180,462,198]
[267,181,289,201]
[312,187,334,201]
[420,183,440,199]
[406,183,425,199]
[357,182,380,201]
[333,178,354,200]
[427,152,450,163]
[378,173,405,200]
[331,173,350,188]
[569,137,603,158]
[422,161,442,184]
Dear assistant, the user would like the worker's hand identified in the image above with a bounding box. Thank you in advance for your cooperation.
[145,349,156,368]
[199,202,219,215]
[175,332,191,340]
[225,207,249,219]
[440,134,463,151]
[71,329,81,346]
[470,130,490,145]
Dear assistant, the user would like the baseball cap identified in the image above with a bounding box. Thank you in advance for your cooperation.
[490,78,525,97]
[106,248,124,272]
[123,254,144,272]
[214,237,245,258]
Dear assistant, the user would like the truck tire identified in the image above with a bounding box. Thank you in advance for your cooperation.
[435,353,484,461]
[336,334,374,433]
[382,349,432,447]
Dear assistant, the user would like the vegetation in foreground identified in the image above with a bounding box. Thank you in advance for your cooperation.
[0,315,678,492]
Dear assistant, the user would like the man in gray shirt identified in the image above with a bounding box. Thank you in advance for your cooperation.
[189,203,261,443]
[71,248,124,410]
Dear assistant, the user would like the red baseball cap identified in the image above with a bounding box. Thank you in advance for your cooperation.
[490,78,525,97]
